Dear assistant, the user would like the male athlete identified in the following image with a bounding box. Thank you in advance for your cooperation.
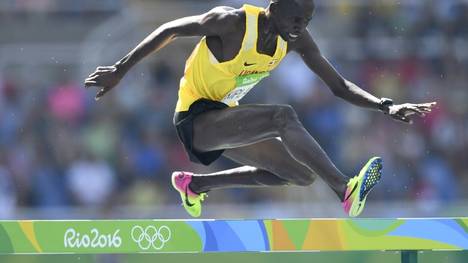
[85,0,436,217]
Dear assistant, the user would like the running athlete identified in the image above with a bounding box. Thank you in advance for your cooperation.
[85,0,436,217]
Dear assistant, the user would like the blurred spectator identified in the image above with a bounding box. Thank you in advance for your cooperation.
[0,154,16,218]
[66,151,116,206]
[47,81,85,124]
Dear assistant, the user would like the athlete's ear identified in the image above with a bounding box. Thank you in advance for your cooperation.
[269,1,279,15]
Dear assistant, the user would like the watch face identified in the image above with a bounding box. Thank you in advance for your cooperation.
[379,98,393,113]
[381,98,393,106]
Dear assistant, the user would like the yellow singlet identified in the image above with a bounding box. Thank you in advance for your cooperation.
[175,4,288,112]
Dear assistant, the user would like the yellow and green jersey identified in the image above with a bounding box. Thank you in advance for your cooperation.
[176,4,288,112]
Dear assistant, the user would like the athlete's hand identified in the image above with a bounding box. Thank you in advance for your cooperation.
[84,66,123,101]
[388,102,437,124]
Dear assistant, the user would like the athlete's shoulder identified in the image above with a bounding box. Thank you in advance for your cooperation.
[203,6,245,33]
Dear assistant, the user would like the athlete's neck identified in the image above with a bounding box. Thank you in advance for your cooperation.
[259,9,279,44]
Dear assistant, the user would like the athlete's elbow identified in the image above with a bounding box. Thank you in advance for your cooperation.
[330,79,348,98]
[159,25,179,40]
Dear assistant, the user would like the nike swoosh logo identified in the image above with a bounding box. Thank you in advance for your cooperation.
[244,62,256,66]
[344,182,358,201]
[184,186,195,207]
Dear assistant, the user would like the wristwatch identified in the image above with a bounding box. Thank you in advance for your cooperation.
[379,98,393,114]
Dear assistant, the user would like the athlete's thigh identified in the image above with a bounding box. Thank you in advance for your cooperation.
[192,104,281,152]
[223,138,316,183]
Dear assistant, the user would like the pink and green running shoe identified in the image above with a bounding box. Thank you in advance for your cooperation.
[342,157,383,217]
[171,171,207,218]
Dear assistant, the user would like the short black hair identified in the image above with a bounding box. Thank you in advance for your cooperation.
[271,0,315,9]
[270,0,315,12]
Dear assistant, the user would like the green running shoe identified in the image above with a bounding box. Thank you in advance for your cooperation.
[171,171,207,217]
[342,157,383,217]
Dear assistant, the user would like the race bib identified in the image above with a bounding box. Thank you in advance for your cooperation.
[221,72,269,105]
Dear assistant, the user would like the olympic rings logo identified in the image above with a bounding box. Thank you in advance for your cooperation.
[130,225,171,250]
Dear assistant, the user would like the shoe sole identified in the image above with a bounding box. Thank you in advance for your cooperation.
[350,157,383,217]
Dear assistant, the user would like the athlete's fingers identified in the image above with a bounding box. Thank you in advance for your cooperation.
[95,87,110,101]
[413,107,428,117]
[85,75,98,82]
[399,116,413,124]
[392,113,412,124]
[88,72,98,78]
[407,107,425,117]
[424,102,437,108]
[84,77,100,88]
[408,102,435,108]
[403,109,419,117]
[85,74,111,84]
[85,75,102,81]
[418,102,437,109]
[84,80,98,88]
[416,104,435,112]
[96,66,112,71]
[91,67,112,77]
[96,68,113,73]
[95,89,105,101]
[416,107,432,113]
[88,71,104,78]
[89,68,113,78]
[96,66,116,72]
[417,106,432,111]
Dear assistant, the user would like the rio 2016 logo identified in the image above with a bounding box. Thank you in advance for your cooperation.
[64,228,122,248]
[131,225,171,250]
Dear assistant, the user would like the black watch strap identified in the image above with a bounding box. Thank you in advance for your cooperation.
[379,98,393,114]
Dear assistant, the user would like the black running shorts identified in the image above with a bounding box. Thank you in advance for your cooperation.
[173,98,229,166]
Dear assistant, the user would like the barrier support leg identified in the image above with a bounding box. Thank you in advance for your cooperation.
[401,250,418,263]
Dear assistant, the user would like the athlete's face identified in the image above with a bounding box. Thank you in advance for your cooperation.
[270,0,315,42]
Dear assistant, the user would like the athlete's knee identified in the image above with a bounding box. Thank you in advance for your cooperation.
[272,105,300,131]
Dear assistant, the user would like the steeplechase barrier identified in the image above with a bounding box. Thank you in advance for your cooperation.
[0,218,466,263]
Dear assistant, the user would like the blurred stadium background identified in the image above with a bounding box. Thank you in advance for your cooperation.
[0,0,467,222]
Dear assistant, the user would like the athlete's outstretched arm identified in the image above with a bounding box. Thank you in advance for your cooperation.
[84,7,237,100]
[290,30,436,123]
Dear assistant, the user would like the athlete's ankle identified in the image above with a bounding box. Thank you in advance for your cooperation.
[188,176,208,195]
[337,181,349,202]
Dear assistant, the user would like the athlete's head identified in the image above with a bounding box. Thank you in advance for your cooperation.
[268,0,315,42]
